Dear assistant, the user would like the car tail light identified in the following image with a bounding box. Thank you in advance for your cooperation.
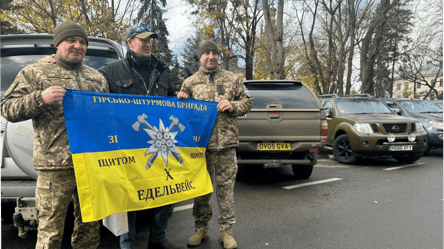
[321,120,328,135]
[310,148,318,152]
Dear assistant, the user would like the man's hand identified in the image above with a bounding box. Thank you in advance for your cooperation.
[177,92,188,100]
[43,55,56,64]
[217,100,233,112]
[41,86,66,105]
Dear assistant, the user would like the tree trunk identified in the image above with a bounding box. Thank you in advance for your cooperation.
[345,0,356,96]
[245,34,255,80]
[360,0,389,95]
[261,0,285,79]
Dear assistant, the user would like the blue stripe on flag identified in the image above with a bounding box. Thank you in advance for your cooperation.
[63,89,218,154]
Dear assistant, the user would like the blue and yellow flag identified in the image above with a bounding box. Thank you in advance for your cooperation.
[63,89,218,222]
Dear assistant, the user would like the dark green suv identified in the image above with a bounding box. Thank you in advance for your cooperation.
[319,94,428,164]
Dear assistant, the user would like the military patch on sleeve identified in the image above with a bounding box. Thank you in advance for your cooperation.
[4,80,20,97]
[241,84,251,97]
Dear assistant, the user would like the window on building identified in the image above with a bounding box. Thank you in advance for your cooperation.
[404,82,409,89]
[440,79,443,87]
[397,83,401,90]
[416,82,421,88]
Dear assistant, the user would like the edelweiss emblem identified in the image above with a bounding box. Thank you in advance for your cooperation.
[132,113,186,170]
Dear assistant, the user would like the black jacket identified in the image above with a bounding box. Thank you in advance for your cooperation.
[98,53,175,96]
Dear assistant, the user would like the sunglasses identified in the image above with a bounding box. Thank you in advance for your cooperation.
[134,26,151,33]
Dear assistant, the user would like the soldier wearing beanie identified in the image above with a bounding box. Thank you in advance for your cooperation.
[177,41,252,249]
[2,20,107,249]
[197,41,220,60]
[53,20,89,48]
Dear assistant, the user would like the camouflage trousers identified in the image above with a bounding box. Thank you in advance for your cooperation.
[35,170,100,249]
[192,147,238,231]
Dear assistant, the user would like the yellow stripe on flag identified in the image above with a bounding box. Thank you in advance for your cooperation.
[73,147,212,222]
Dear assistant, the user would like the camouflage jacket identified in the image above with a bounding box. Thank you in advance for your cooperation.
[180,66,253,150]
[1,53,109,171]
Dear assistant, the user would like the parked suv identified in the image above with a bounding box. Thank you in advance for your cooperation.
[318,94,428,164]
[1,34,124,235]
[381,98,443,155]
[237,80,328,179]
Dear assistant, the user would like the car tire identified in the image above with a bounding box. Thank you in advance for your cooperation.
[291,165,313,179]
[333,134,357,164]
[392,154,422,163]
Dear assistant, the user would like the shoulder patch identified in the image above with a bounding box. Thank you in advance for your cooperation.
[4,80,20,97]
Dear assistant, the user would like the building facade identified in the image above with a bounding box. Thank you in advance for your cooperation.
[393,63,443,99]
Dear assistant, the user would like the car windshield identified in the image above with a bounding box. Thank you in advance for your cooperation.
[336,99,393,114]
[433,102,443,109]
[246,83,319,109]
[1,53,119,97]
[398,100,442,113]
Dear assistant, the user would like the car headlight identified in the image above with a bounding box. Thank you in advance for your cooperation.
[415,122,425,133]
[353,123,373,133]
[431,121,443,130]
[423,120,443,130]
[422,119,432,129]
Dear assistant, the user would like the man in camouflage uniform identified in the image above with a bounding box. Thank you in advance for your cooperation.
[177,40,253,249]
[1,20,107,249]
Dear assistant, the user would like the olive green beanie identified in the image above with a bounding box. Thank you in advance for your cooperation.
[53,20,88,47]
[198,41,220,59]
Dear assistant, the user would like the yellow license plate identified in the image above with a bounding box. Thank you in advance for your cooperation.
[257,143,291,150]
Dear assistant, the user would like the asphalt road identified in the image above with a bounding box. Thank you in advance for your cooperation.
[2,149,442,249]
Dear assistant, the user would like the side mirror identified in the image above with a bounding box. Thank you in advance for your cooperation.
[391,108,401,115]
[325,108,332,118]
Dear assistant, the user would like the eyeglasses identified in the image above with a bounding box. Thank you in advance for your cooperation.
[134,26,151,33]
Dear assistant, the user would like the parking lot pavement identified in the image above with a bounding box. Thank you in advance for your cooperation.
[2,148,442,249]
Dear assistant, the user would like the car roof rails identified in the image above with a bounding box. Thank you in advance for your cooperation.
[243,80,302,85]
[345,93,375,98]
[317,94,339,99]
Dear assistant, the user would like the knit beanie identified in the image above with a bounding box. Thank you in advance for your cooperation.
[53,20,88,47]
[198,41,220,59]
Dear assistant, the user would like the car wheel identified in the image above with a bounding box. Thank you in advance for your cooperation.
[393,154,422,163]
[291,165,313,179]
[333,134,357,164]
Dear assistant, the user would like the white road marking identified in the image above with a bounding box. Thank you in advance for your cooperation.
[172,203,193,212]
[282,178,343,190]
[315,164,351,168]
[383,163,425,171]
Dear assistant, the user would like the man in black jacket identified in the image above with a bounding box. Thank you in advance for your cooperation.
[99,26,178,249]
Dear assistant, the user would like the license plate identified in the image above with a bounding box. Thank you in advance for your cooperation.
[257,143,291,150]
[389,145,413,151]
